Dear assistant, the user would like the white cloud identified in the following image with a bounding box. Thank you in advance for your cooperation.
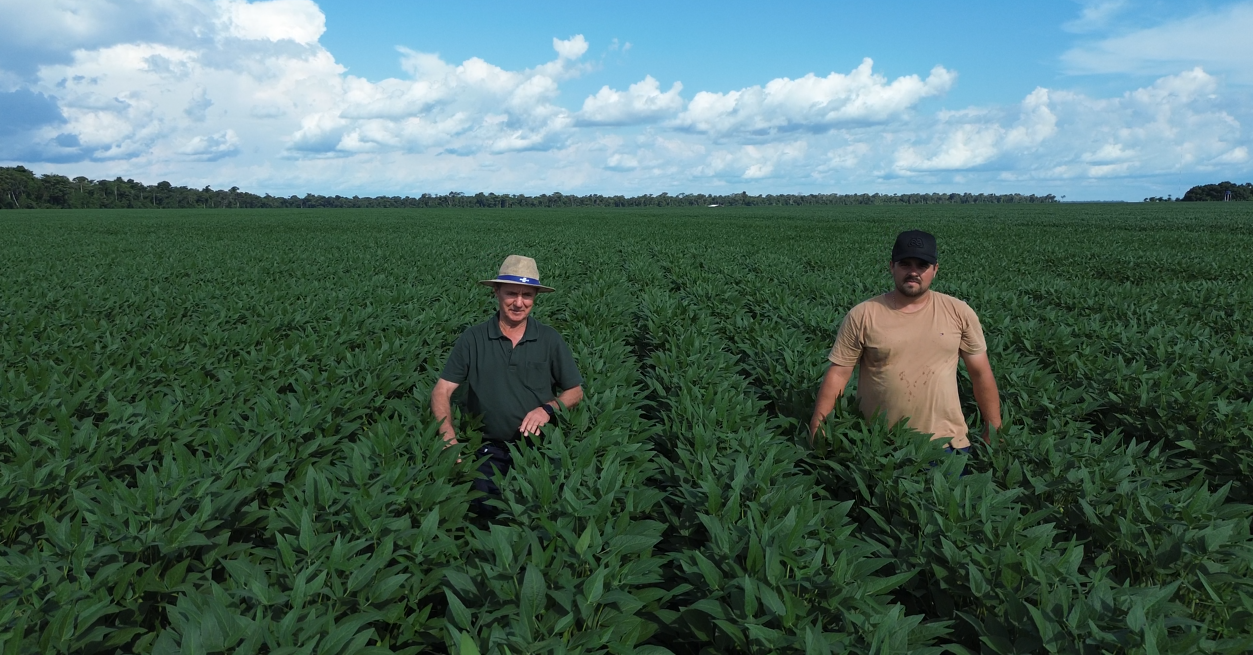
[578,76,684,126]
[1063,0,1128,33]
[218,0,325,45]
[896,88,1057,172]
[894,68,1244,183]
[179,129,239,160]
[605,153,639,171]
[673,58,954,137]
[1062,3,1253,82]
[552,35,589,61]
[0,0,211,76]
[184,87,212,121]
[1212,146,1249,164]
[316,38,589,156]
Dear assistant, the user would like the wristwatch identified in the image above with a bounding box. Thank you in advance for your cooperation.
[541,403,556,419]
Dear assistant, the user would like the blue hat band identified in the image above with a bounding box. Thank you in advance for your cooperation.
[497,274,540,285]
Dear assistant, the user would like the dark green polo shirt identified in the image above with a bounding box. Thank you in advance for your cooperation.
[439,314,583,441]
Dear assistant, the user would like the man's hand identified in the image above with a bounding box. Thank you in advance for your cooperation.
[961,351,1001,445]
[518,386,584,436]
[810,364,855,445]
[431,378,461,451]
[519,405,551,436]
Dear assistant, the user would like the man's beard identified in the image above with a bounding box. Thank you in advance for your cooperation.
[898,278,927,297]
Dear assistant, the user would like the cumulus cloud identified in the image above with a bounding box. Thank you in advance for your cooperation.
[219,0,325,45]
[1062,2,1253,82]
[27,31,343,164]
[894,68,1243,181]
[306,37,591,156]
[184,87,213,122]
[673,58,955,137]
[179,129,240,160]
[0,0,212,77]
[552,35,589,61]
[578,76,684,126]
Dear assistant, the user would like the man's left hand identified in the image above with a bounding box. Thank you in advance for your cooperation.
[519,406,551,436]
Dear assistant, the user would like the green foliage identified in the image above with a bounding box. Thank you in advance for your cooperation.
[0,166,1057,210]
[1182,182,1253,202]
[1,203,1252,653]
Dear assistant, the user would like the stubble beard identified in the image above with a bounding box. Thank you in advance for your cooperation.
[897,279,927,298]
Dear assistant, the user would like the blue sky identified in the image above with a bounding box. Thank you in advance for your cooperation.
[2,0,1251,199]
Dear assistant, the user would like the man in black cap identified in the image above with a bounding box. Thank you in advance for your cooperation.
[809,230,1001,451]
[432,255,583,506]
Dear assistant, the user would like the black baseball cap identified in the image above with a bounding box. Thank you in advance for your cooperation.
[891,230,937,264]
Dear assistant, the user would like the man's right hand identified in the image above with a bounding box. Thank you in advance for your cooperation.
[807,418,824,445]
[439,431,461,463]
[431,378,462,458]
[810,364,854,447]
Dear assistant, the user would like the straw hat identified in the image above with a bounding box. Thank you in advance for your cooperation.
[479,255,555,293]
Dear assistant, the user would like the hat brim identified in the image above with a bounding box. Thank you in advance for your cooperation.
[891,251,938,265]
[479,278,556,293]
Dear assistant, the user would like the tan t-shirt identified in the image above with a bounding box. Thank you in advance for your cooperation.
[828,291,987,447]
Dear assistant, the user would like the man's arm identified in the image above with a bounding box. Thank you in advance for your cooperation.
[519,385,584,436]
[960,351,1001,442]
[431,378,461,445]
[809,364,855,444]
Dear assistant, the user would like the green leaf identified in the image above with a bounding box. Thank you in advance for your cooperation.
[444,588,473,630]
[693,552,723,590]
[583,567,607,605]
[741,575,757,618]
[576,522,594,556]
[1127,602,1147,633]
[520,564,546,619]
[458,631,480,655]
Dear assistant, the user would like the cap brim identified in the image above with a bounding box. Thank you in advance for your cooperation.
[479,279,555,293]
[891,251,937,264]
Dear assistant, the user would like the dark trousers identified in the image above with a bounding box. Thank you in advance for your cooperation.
[470,435,533,515]
[472,442,515,497]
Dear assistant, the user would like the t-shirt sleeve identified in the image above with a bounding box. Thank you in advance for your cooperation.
[959,302,988,355]
[827,308,864,367]
[551,336,583,390]
[439,331,473,383]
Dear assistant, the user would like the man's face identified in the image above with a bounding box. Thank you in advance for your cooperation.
[495,283,537,322]
[890,258,938,298]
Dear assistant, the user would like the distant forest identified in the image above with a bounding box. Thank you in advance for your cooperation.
[0,166,1067,210]
[1180,181,1253,202]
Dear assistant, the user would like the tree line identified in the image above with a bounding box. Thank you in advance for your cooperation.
[0,165,1060,210]
[1181,181,1253,202]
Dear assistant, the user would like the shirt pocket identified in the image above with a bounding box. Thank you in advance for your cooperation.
[524,360,552,393]
[862,344,892,367]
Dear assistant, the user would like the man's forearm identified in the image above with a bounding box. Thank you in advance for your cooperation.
[430,387,457,442]
[970,372,1002,431]
[809,365,853,439]
[549,386,583,411]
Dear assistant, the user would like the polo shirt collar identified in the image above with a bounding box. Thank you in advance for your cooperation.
[488,313,539,342]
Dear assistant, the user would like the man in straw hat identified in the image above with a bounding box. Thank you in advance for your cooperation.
[431,255,584,503]
[809,230,1001,453]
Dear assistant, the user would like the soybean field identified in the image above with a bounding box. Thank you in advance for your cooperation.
[2,204,1252,654]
